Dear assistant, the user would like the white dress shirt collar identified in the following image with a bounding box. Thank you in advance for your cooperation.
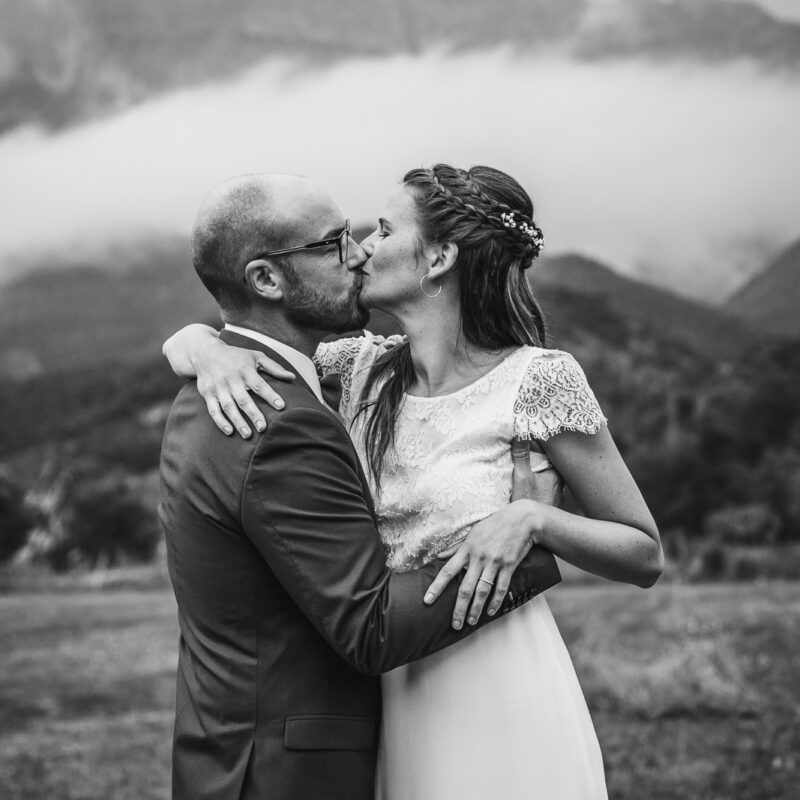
[223,323,324,404]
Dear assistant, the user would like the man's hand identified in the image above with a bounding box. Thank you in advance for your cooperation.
[511,438,564,507]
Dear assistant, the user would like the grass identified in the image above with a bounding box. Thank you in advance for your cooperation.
[1,580,798,799]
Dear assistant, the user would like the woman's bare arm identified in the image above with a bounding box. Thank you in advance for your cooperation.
[425,426,663,624]
[535,425,663,587]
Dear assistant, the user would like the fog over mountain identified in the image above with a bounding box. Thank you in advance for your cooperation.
[0,50,798,302]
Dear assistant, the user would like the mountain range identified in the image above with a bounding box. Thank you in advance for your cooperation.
[535,253,756,360]
[724,237,800,339]
[0,228,774,385]
[2,0,799,133]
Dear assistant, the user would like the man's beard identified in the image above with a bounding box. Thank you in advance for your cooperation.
[283,266,369,334]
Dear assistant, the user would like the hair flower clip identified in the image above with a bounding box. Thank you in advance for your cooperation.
[500,211,517,229]
[500,211,545,252]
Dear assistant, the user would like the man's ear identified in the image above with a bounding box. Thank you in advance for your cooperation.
[426,241,458,282]
[244,258,284,301]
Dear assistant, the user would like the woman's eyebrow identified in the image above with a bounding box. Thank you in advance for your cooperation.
[379,217,391,228]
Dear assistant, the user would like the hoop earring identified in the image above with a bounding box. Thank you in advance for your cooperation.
[420,274,442,298]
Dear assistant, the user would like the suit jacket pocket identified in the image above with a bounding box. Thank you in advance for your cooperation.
[283,714,378,751]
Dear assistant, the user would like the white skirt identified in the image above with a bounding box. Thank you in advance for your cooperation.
[376,595,608,799]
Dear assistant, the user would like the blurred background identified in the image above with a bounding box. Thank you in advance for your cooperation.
[1,1,799,798]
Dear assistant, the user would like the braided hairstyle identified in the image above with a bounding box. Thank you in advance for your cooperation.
[356,163,548,489]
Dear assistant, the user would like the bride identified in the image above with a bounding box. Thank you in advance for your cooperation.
[165,163,663,798]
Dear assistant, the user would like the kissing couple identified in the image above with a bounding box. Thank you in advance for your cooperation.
[160,163,663,799]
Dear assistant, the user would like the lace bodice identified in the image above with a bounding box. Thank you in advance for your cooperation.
[315,335,606,572]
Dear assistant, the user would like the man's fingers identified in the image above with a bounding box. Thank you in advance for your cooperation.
[383,334,407,350]
[436,542,461,559]
[423,549,467,606]
[205,397,234,436]
[465,569,498,625]
[257,356,295,381]
[511,438,531,460]
[487,569,513,617]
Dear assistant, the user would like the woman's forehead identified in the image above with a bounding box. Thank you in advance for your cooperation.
[381,185,415,222]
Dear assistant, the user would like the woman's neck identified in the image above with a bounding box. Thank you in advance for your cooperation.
[400,305,516,397]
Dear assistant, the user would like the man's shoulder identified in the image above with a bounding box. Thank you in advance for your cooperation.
[164,379,349,452]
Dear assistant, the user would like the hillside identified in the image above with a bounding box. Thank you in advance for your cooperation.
[0,231,756,382]
[725,237,800,340]
[534,253,755,360]
[1,0,799,133]
[0,236,217,378]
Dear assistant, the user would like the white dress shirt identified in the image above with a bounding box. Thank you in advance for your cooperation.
[223,323,326,405]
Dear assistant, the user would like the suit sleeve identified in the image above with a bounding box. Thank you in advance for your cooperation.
[240,406,558,675]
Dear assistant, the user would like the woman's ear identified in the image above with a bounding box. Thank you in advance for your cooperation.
[427,241,458,282]
[244,259,284,301]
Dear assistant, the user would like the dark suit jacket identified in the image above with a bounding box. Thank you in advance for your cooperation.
[159,330,560,800]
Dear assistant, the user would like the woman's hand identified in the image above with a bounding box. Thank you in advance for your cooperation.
[422,439,561,629]
[195,341,296,438]
[162,324,295,438]
[424,499,548,629]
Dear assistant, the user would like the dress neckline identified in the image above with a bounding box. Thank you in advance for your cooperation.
[403,346,533,402]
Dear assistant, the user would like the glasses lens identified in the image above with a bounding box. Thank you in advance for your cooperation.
[338,220,350,263]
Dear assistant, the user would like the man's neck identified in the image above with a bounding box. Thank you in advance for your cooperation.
[223,313,325,360]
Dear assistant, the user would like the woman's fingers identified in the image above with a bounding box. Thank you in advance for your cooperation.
[256,356,295,381]
[465,568,499,625]
[230,388,267,432]
[218,394,255,439]
[423,547,468,607]
[451,561,483,629]
[205,397,234,436]
[249,356,292,412]
[487,567,513,617]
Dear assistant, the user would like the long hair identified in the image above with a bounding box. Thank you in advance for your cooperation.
[356,163,548,488]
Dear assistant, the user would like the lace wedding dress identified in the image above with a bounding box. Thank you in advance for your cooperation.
[316,334,609,799]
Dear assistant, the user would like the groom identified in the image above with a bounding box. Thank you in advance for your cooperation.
[159,174,560,800]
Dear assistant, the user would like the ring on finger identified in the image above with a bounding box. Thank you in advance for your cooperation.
[478,576,495,587]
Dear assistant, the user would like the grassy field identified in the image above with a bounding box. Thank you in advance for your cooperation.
[1,580,798,799]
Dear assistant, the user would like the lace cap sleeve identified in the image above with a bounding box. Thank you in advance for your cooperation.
[513,350,607,442]
[314,334,380,408]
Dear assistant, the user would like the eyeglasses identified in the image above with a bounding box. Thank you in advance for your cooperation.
[257,219,350,264]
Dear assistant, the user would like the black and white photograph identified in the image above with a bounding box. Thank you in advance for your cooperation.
[1,1,799,798]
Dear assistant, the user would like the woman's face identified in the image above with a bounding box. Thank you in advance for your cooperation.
[359,186,428,313]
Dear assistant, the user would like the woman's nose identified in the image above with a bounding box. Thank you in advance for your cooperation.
[360,234,374,256]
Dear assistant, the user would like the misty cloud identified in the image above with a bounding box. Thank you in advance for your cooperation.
[0,50,798,300]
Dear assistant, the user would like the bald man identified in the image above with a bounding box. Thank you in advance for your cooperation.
[159,175,560,800]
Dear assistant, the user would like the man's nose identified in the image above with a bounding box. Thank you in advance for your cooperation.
[346,238,368,271]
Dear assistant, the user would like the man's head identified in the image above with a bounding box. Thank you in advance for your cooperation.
[191,174,369,335]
